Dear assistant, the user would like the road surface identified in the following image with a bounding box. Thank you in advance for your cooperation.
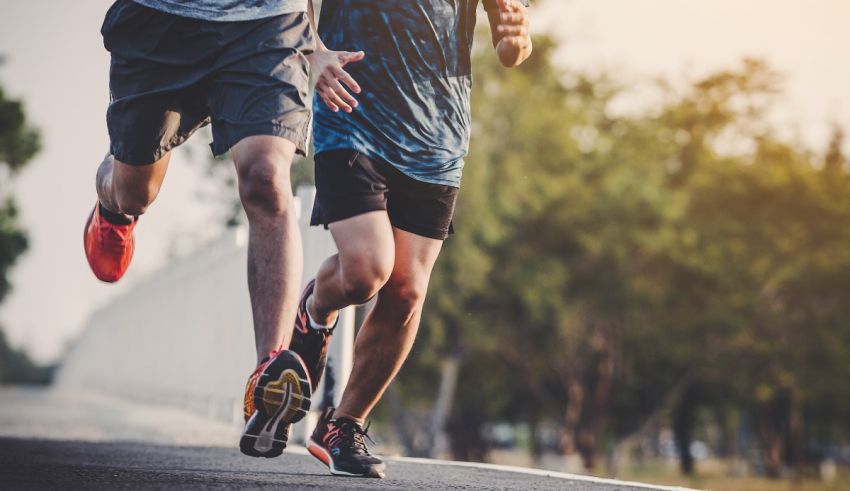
[0,388,697,490]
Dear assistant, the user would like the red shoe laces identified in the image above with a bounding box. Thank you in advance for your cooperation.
[99,222,131,254]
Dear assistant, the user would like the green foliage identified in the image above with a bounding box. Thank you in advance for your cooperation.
[395,31,850,472]
[0,329,53,385]
[0,85,40,174]
[0,77,39,301]
[0,199,27,304]
[0,63,45,384]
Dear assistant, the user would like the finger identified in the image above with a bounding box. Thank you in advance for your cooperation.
[497,24,528,37]
[498,0,519,12]
[500,11,525,25]
[327,78,358,109]
[332,66,361,94]
[316,79,345,112]
[319,91,339,112]
[339,50,365,66]
[321,85,353,113]
[499,36,524,49]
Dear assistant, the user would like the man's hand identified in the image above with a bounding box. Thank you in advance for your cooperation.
[308,49,365,113]
[493,0,532,67]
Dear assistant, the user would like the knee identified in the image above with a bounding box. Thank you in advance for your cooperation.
[237,156,293,218]
[115,184,159,216]
[341,258,393,304]
[382,277,428,318]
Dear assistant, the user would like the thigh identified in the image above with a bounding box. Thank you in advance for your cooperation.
[388,228,444,286]
[329,211,396,278]
[383,164,459,241]
[207,12,315,157]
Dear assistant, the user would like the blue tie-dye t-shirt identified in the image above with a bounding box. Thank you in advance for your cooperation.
[313,0,510,187]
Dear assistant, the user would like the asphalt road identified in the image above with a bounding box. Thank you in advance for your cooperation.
[0,437,689,491]
[0,388,696,490]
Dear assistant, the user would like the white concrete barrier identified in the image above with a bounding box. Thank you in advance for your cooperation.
[56,186,354,435]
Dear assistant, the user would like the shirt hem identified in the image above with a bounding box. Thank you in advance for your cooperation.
[315,144,462,189]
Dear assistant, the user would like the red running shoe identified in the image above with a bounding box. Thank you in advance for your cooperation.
[83,202,136,283]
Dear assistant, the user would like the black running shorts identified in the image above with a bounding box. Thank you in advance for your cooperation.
[101,0,314,165]
[310,150,458,241]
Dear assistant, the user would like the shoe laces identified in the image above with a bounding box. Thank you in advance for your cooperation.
[99,222,132,254]
[330,419,375,456]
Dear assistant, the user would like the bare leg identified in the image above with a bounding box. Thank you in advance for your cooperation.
[232,135,302,364]
[96,153,170,215]
[307,211,396,326]
[333,228,443,422]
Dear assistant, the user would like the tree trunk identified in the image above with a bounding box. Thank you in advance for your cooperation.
[787,388,805,484]
[576,326,617,471]
[447,407,488,462]
[426,350,463,458]
[529,415,544,466]
[673,382,698,476]
[609,370,696,476]
[757,395,786,479]
[561,375,584,456]
[386,384,417,456]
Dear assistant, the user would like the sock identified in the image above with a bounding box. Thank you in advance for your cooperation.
[306,297,336,330]
[99,203,133,225]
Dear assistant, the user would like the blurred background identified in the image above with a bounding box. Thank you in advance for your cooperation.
[1,1,850,490]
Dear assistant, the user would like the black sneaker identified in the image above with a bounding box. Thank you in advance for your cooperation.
[307,407,386,478]
[290,279,336,387]
[239,349,312,458]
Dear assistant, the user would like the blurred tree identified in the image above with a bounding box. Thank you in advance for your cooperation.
[0,86,40,175]
[0,329,52,384]
[396,31,850,480]
[0,69,45,384]
[0,83,40,303]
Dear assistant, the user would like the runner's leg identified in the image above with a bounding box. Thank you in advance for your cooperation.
[308,211,396,327]
[333,227,443,422]
[232,135,302,363]
[96,153,170,216]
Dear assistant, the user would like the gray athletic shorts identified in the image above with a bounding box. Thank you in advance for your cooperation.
[101,0,314,165]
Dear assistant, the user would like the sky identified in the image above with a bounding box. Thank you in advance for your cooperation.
[0,0,848,362]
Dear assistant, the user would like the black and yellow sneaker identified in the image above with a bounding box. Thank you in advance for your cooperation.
[290,279,336,387]
[239,349,312,458]
[307,407,386,478]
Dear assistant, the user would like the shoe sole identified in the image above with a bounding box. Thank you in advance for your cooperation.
[307,438,386,478]
[240,351,312,458]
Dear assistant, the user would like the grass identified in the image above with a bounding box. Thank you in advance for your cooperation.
[620,460,850,491]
